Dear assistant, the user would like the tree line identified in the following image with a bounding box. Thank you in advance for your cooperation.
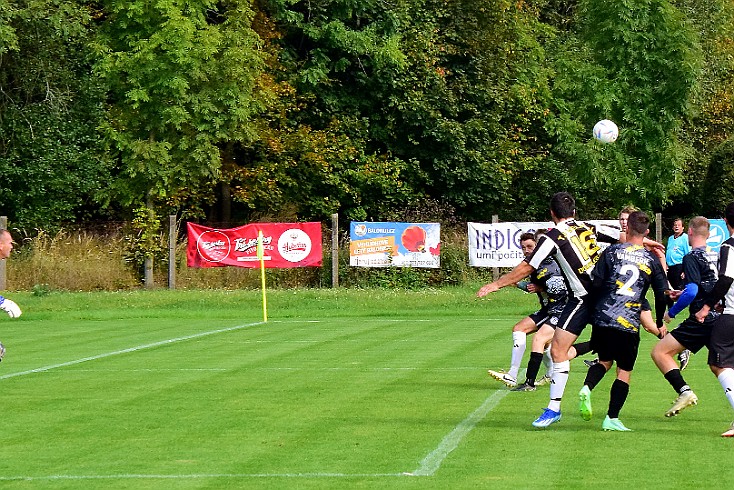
[2,0,734,245]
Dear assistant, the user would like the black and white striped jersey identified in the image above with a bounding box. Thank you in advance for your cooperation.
[525,219,619,299]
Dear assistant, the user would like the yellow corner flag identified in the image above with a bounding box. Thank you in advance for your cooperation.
[257,230,268,322]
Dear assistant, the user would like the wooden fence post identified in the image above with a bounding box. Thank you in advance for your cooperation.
[331,213,339,288]
[168,215,177,289]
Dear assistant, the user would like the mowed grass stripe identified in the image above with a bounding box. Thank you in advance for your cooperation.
[0,294,510,483]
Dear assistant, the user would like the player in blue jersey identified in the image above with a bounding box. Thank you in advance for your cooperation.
[652,217,718,417]
[478,192,620,428]
[577,211,668,431]
[694,203,734,436]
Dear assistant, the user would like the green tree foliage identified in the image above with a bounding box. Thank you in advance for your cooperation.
[258,0,560,222]
[0,1,109,228]
[94,0,267,213]
[546,0,701,212]
[670,0,734,216]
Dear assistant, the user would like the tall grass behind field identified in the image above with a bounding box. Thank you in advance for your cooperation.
[5,227,494,292]
[8,230,140,291]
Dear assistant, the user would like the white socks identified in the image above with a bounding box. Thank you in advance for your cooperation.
[718,368,734,411]
[509,331,526,380]
[543,346,553,377]
[548,360,570,412]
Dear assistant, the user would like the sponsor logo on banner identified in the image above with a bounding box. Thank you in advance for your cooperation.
[350,222,440,268]
[196,230,231,263]
[278,228,312,263]
[468,220,618,268]
[706,218,730,266]
[186,222,322,268]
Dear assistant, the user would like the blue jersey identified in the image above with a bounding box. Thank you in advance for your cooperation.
[666,233,690,267]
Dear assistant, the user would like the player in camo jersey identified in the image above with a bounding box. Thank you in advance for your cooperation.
[511,229,576,391]
[577,211,668,431]
[652,217,719,417]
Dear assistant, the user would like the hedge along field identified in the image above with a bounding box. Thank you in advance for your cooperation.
[0,287,731,489]
[5,227,493,292]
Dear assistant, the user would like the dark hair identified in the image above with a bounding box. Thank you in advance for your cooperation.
[725,203,734,227]
[550,192,575,219]
[519,232,535,243]
[627,211,650,237]
[534,228,548,241]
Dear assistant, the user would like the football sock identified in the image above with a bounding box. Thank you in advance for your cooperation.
[583,362,607,391]
[664,368,690,394]
[525,351,543,385]
[509,331,526,380]
[572,340,592,358]
[717,368,734,410]
[548,360,570,412]
[542,346,553,377]
[607,379,629,419]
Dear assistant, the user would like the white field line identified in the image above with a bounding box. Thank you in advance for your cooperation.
[0,473,406,481]
[0,321,265,381]
[408,388,510,476]
[0,318,511,480]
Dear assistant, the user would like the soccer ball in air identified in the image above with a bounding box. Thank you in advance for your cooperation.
[593,119,619,144]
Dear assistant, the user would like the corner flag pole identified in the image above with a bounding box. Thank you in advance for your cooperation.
[257,230,268,322]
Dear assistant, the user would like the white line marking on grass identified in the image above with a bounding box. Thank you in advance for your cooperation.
[0,473,405,481]
[409,389,510,476]
[0,321,265,381]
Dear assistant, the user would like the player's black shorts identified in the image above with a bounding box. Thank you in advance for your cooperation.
[590,326,640,372]
[708,314,734,368]
[556,296,593,336]
[529,308,560,329]
[670,313,719,354]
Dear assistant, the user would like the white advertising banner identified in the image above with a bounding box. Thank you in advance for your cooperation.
[468,220,619,268]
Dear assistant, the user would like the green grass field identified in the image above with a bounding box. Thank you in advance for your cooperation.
[0,286,731,489]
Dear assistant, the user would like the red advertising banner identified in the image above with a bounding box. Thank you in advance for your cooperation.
[186,222,323,268]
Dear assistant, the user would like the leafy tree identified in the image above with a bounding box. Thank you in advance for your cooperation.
[546,0,701,212]
[259,0,557,222]
[670,0,734,216]
[94,0,267,214]
[0,1,109,229]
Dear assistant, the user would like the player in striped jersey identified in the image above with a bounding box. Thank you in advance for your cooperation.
[694,203,734,436]
[577,211,668,431]
[478,192,619,427]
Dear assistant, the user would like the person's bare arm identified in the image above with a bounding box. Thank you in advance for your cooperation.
[477,262,534,297]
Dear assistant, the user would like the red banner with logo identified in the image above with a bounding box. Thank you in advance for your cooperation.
[186,222,323,268]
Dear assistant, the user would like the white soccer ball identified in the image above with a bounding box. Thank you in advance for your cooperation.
[593,119,619,144]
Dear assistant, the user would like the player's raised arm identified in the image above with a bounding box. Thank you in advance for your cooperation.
[477,262,535,297]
